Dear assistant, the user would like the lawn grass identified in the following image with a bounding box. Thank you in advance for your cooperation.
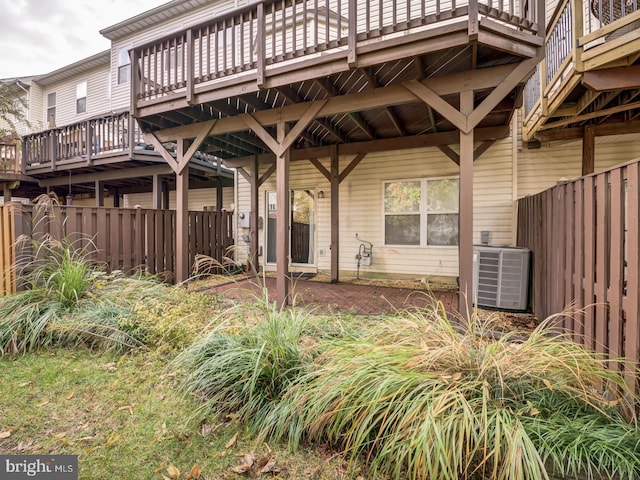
[0,347,353,480]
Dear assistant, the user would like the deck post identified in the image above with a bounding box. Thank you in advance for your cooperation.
[95,180,104,207]
[250,156,260,272]
[162,181,170,209]
[330,145,340,283]
[176,139,190,283]
[459,90,475,318]
[276,123,290,307]
[582,124,595,175]
[152,174,162,209]
[3,185,11,203]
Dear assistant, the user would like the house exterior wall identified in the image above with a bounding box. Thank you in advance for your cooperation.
[235,135,516,280]
[517,133,640,197]
[124,187,234,211]
[40,64,111,130]
[108,0,242,111]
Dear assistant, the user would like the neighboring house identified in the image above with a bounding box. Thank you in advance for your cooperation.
[2,0,639,307]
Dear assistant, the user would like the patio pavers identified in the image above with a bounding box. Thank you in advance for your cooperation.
[211,276,458,315]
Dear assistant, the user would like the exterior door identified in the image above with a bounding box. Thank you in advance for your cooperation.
[266,189,315,266]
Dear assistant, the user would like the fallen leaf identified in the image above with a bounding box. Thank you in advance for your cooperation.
[262,442,272,454]
[225,432,238,449]
[102,362,117,372]
[162,476,172,480]
[66,391,75,400]
[529,407,540,416]
[54,432,67,439]
[542,379,553,391]
[38,400,50,407]
[117,404,135,415]
[18,381,33,387]
[154,461,167,473]
[0,430,12,439]
[230,454,255,474]
[186,464,202,479]
[167,464,180,478]
[257,456,278,475]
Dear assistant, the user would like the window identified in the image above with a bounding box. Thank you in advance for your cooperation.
[46,92,56,127]
[117,47,131,84]
[164,45,183,71]
[383,177,459,247]
[76,81,87,114]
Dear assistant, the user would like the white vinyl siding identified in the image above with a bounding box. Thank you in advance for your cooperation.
[518,133,640,197]
[108,0,241,110]
[123,187,234,211]
[235,137,515,279]
[40,64,110,130]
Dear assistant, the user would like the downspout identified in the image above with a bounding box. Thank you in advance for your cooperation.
[15,81,30,134]
[511,113,519,245]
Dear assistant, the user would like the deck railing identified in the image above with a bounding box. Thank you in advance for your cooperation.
[0,143,19,174]
[517,159,640,403]
[132,0,540,106]
[523,0,640,132]
[22,112,144,171]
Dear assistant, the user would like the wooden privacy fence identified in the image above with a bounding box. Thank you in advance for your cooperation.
[517,159,639,399]
[0,204,233,296]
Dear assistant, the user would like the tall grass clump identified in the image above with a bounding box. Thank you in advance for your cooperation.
[178,300,315,422]
[0,203,219,354]
[260,306,640,480]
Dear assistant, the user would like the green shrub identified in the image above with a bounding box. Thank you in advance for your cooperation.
[259,309,640,480]
[178,301,314,421]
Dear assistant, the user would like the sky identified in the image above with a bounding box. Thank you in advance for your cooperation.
[0,0,169,79]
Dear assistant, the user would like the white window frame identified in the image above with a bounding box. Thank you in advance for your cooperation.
[76,81,87,114]
[382,176,459,247]
[46,92,56,127]
[117,46,131,85]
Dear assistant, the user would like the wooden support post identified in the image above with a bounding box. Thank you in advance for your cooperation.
[250,156,259,271]
[216,177,224,212]
[330,145,340,283]
[459,90,475,317]
[3,185,11,203]
[162,181,170,209]
[176,139,189,283]
[276,124,290,307]
[152,174,162,209]
[113,188,120,208]
[582,124,595,176]
[95,180,104,207]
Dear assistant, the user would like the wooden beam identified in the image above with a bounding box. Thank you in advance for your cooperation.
[582,125,595,176]
[403,81,467,131]
[276,124,290,307]
[459,89,474,317]
[152,65,520,143]
[467,57,539,130]
[175,139,190,283]
[535,120,640,141]
[250,156,259,272]
[152,174,162,209]
[38,164,173,187]
[330,145,339,283]
[257,164,276,187]
[473,140,496,161]
[438,145,460,165]
[338,153,367,184]
[582,66,640,91]
[95,180,105,207]
[538,100,640,130]
[222,126,511,168]
[309,158,330,181]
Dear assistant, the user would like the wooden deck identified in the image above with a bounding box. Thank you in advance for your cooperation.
[19,111,233,199]
[523,0,640,144]
[129,0,545,303]
[133,0,543,151]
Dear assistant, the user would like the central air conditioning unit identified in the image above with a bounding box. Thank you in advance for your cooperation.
[472,245,530,311]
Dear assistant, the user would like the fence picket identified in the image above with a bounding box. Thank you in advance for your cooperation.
[0,206,233,295]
